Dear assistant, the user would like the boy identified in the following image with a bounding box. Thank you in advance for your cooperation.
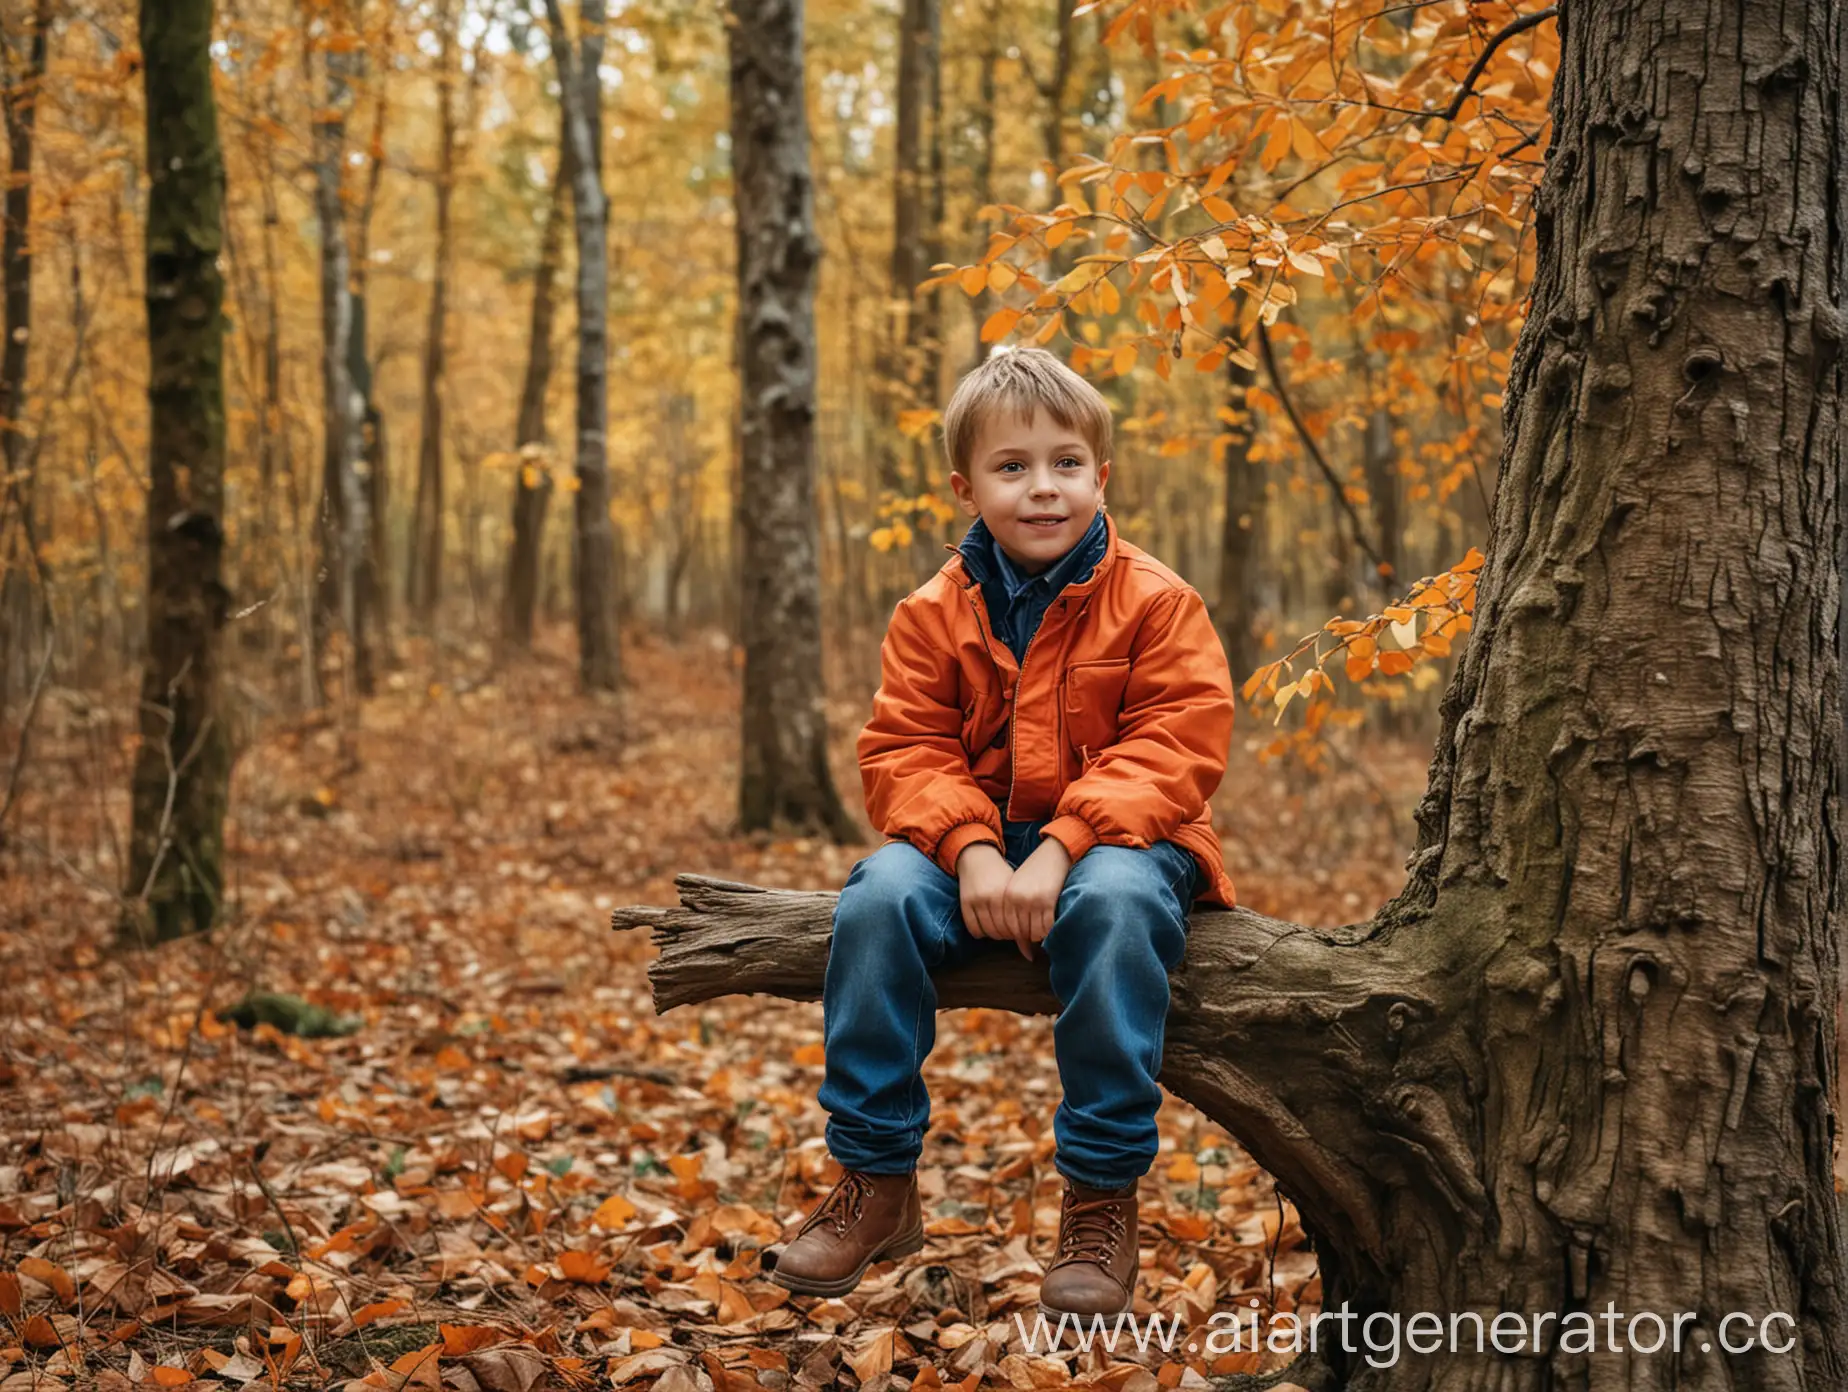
[763,347,1237,1320]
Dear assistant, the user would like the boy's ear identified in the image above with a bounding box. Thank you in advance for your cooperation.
[949,469,980,517]
[1096,458,1111,496]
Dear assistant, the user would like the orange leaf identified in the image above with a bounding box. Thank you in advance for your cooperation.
[1201,194,1237,223]
[151,1368,195,1388]
[440,1324,510,1356]
[17,1258,75,1306]
[559,1250,611,1285]
[1377,652,1414,676]
[0,1271,19,1317]
[958,265,987,297]
[980,307,1021,343]
[352,1298,407,1328]
[388,1342,443,1390]
[591,1194,638,1230]
[792,1042,825,1066]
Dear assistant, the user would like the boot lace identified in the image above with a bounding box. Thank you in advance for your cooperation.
[1053,1193,1129,1268]
[802,1170,877,1238]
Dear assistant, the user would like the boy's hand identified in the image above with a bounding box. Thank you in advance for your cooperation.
[1005,837,1071,950]
[955,843,1033,961]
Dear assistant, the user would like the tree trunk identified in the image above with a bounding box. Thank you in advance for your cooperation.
[964,0,998,376]
[619,3,1848,1383]
[875,0,940,503]
[0,0,52,715]
[546,0,619,692]
[123,0,233,945]
[348,37,392,689]
[408,0,456,624]
[309,18,367,705]
[728,0,856,842]
[1216,358,1263,683]
[501,103,569,653]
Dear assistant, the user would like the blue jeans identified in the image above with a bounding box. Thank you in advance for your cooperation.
[816,817,1199,1190]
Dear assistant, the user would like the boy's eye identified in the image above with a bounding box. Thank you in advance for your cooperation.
[1056,457,1082,468]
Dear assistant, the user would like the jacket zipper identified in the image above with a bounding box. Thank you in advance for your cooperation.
[1005,610,1054,821]
[957,557,1094,821]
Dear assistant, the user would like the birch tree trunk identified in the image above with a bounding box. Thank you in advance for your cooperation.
[728,0,855,842]
[309,12,366,705]
[123,0,233,945]
[546,0,619,692]
[626,3,1848,1383]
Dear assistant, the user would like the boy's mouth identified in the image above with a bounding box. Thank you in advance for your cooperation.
[1020,515,1067,529]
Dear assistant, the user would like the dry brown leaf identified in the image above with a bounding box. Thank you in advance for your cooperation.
[459,1345,545,1392]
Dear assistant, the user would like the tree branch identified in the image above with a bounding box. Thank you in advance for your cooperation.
[613,873,1486,1302]
[1255,319,1391,588]
[1439,6,1558,122]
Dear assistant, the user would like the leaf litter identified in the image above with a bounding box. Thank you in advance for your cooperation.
[0,631,1428,1390]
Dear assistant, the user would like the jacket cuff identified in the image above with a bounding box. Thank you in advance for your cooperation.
[936,821,1003,876]
[1040,814,1100,864]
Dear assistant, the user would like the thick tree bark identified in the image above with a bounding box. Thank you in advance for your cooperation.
[619,3,1848,1384]
[501,104,569,653]
[0,0,51,714]
[727,0,856,842]
[546,0,619,692]
[124,0,233,944]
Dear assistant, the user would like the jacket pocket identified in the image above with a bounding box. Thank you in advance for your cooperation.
[1062,657,1132,767]
[960,684,998,761]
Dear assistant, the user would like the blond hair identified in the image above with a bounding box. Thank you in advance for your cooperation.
[940,346,1113,476]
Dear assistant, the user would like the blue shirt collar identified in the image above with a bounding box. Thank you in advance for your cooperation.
[957,510,1108,596]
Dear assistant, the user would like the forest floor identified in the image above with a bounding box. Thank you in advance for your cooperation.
[0,625,1434,1392]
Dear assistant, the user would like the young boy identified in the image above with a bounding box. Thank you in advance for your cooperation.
[763,347,1237,1320]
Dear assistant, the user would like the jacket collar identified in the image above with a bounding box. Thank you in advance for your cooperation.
[946,509,1119,595]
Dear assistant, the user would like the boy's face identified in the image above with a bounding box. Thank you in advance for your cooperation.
[949,405,1111,575]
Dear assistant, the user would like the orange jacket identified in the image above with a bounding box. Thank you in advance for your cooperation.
[857,512,1238,907]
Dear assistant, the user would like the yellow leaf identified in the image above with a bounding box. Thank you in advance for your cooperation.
[958,265,988,297]
[986,262,1018,293]
[1389,615,1419,649]
[1111,344,1137,376]
[592,1194,638,1230]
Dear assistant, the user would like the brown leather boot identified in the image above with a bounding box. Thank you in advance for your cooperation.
[762,1168,925,1297]
[1037,1177,1140,1319]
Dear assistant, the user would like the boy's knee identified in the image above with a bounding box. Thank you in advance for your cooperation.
[837,840,946,924]
[1064,846,1180,909]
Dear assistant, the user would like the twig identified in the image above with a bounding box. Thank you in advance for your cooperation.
[1438,6,1558,121]
[0,630,53,843]
[1254,320,1391,587]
